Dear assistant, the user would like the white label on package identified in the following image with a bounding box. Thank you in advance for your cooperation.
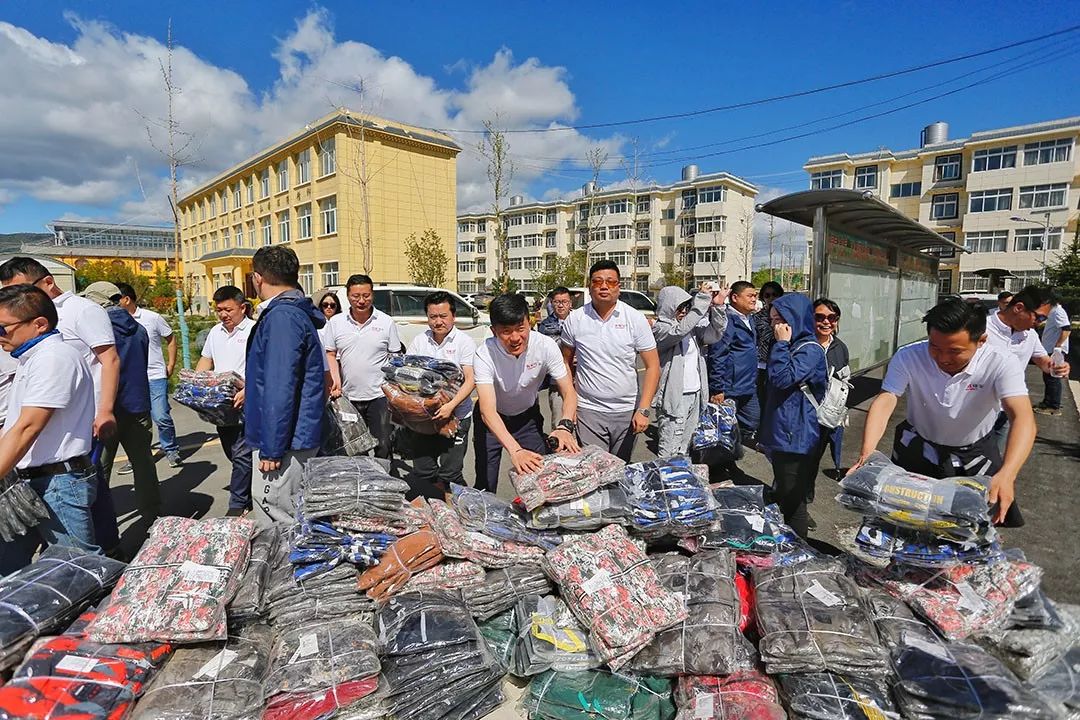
[904,634,951,662]
[339,412,359,422]
[194,649,239,679]
[694,693,714,718]
[805,580,843,607]
[56,655,100,673]
[569,499,585,511]
[748,514,766,532]
[468,532,500,547]
[290,632,320,663]
[180,561,221,584]
[581,570,612,595]
[553,455,583,468]
[955,581,986,612]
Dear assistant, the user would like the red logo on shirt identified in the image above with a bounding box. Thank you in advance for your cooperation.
[965,383,983,391]
[525,361,540,371]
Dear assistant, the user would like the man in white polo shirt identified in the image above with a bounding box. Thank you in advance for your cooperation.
[561,259,660,461]
[474,293,580,492]
[854,299,1036,527]
[196,285,255,516]
[0,285,98,573]
[1036,293,1072,416]
[325,274,401,459]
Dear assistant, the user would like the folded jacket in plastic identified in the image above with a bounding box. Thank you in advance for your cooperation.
[510,594,600,677]
[674,671,786,720]
[509,446,626,512]
[299,456,410,522]
[521,669,675,720]
[450,484,562,550]
[171,370,244,426]
[620,456,717,538]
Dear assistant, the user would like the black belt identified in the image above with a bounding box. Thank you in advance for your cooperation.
[17,455,93,480]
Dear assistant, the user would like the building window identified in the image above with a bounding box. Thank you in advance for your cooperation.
[636,196,651,214]
[457,261,475,274]
[938,270,953,295]
[278,210,291,243]
[297,150,310,184]
[476,259,486,274]
[477,220,486,233]
[637,223,650,241]
[247,223,255,248]
[635,275,649,292]
[508,258,523,271]
[458,221,475,234]
[210,232,218,252]
[297,204,312,240]
[662,208,675,220]
[635,249,650,267]
[968,188,1012,213]
[662,235,675,247]
[506,215,524,227]
[545,232,557,248]
[321,261,339,287]
[698,186,727,204]
[696,248,723,264]
[524,233,543,247]
[277,160,289,193]
[261,217,272,245]
[508,236,523,249]
[890,181,922,198]
[320,196,337,235]
[854,166,878,189]
[608,226,630,241]
[221,191,229,214]
[523,257,542,271]
[1019,183,1068,209]
[930,193,959,220]
[959,271,990,293]
[233,184,242,208]
[696,216,726,234]
[964,230,1008,253]
[608,251,630,266]
[933,154,961,182]
[234,225,243,248]
[542,210,555,225]
[680,217,696,238]
[259,169,270,198]
[972,145,1016,172]
[1014,226,1062,252]
[299,265,314,295]
[924,231,956,259]
[458,240,475,254]
[246,180,254,205]
[1023,138,1072,166]
[209,196,217,216]
[681,189,697,210]
[477,240,486,254]
[810,169,843,189]
[319,138,336,176]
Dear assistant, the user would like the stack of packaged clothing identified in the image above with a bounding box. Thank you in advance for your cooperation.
[477,609,517,671]
[1010,586,1063,630]
[0,604,172,719]
[674,672,786,720]
[289,519,395,582]
[543,525,687,669]
[85,517,254,644]
[377,590,505,720]
[754,558,889,676]
[1028,646,1080,718]
[467,565,553,620]
[265,542,369,627]
[686,485,795,555]
[323,395,378,456]
[690,400,741,462]
[382,355,464,437]
[0,545,125,670]
[0,472,49,543]
[264,616,383,720]
[357,528,443,602]
[777,672,898,719]
[131,623,273,720]
[977,603,1080,681]
[852,518,1003,567]
[401,560,486,595]
[450,484,561,550]
[620,456,717,538]
[426,499,545,568]
[631,550,756,676]
[299,456,410,525]
[227,526,280,627]
[509,446,626,512]
[520,670,674,720]
[525,486,631,531]
[511,594,600,677]
[172,369,245,426]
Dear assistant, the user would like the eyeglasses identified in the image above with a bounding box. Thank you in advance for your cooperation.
[1034,312,1048,323]
[814,313,840,323]
[0,320,28,337]
[590,278,620,288]
[321,302,338,309]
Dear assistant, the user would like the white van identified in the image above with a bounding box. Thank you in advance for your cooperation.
[565,287,657,320]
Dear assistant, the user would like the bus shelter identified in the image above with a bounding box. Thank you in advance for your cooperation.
[757,189,967,375]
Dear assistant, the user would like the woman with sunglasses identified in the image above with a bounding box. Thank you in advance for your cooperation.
[809,298,850,478]
[316,291,341,349]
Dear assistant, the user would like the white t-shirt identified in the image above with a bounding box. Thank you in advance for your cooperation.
[201,318,254,375]
[3,335,95,469]
[324,309,401,402]
[1042,304,1071,355]
[882,341,1028,447]
[474,332,566,417]
[561,301,656,413]
[132,307,173,381]
[53,291,115,404]
[681,336,701,394]
[406,328,478,419]
[985,311,1046,367]
[0,350,17,424]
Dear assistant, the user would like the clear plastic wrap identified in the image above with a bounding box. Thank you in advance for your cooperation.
[977,602,1080,680]
[1011,588,1064,630]
[383,356,464,393]
[0,472,49,543]
[690,486,794,555]
[525,486,631,531]
[402,560,487,594]
[356,529,443,602]
[323,396,378,456]
[853,518,1002,568]
[264,536,371,628]
[520,669,674,720]
[620,455,717,538]
[1028,645,1080,715]
[674,671,786,720]
[425,499,545,569]
[509,446,626,511]
[171,369,244,426]
[690,400,742,461]
[450,484,562,550]
[478,609,517,670]
[289,520,395,582]
[511,594,600,677]
[227,526,279,627]
[467,565,553,621]
[382,384,459,437]
[299,456,410,522]
[778,672,899,719]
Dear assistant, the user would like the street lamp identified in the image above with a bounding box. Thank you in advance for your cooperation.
[1010,211,1053,284]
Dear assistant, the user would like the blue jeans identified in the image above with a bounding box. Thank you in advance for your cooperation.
[149,378,179,454]
[1,468,100,574]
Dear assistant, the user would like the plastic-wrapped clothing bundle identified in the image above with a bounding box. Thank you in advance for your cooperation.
[171,370,244,426]
[542,525,688,670]
[337,495,427,537]
[264,537,370,627]
[357,529,443,602]
[299,455,409,522]
[511,595,600,677]
[450,484,562,550]
[0,472,49,543]
[1011,588,1064,630]
[509,446,626,511]
[620,456,717,538]
[754,558,889,676]
[382,384,459,437]
[892,636,1058,719]
[402,560,486,594]
[977,602,1080,680]
[631,550,756,676]
[1028,646,1080,716]
[384,355,464,393]
[467,565,553,621]
[853,518,1002,568]
[866,590,941,654]
[478,609,517,670]
[690,400,741,460]
[0,546,126,670]
[777,672,898,719]
[837,451,992,542]
[855,556,1042,640]
[0,606,171,720]
[691,485,794,554]
[526,486,631,531]
[521,670,675,720]
[426,499,545,568]
[227,526,279,627]
[130,622,273,720]
[289,520,395,582]
[674,672,786,720]
[323,395,378,456]
[85,517,254,644]
[264,616,381,718]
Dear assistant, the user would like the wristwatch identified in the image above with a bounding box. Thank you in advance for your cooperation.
[637,407,653,419]
[554,418,577,435]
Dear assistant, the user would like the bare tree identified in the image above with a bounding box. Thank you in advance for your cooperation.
[766,214,777,282]
[736,207,756,281]
[477,117,515,292]
[578,146,609,278]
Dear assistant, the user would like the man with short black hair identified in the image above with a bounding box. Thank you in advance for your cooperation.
[325,274,400,458]
[855,298,1035,526]
[474,293,579,491]
[561,261,659,461]
[707,280,760,439]
[997,290,1014,313]
[1036,293,1071,416]
[538,286,572,430]
[245,247,326,526]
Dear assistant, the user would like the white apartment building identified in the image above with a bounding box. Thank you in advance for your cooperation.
[805,117,1080,294]
[455,165,758,294]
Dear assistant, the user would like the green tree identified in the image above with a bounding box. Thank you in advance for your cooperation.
[1045,229,1080,307]
[752,268,779,287]
[656,262,690,290]
[531,250,586,291]
[403,228,450,288]
[488,276,518,294]
[74,261,152,298]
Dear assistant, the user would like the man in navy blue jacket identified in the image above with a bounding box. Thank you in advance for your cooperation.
[707,281,761,440]
[245,247,326,526]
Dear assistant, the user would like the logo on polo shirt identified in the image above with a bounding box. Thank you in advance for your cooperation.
[965,383,984,391]
[614,323,626,330]
[525,361,540,371]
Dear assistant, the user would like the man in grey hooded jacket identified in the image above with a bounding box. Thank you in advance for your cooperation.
[652,284,729,456]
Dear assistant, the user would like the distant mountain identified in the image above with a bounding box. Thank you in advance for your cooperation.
[0,233,52,253]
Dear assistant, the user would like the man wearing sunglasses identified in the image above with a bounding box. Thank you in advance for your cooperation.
[560,260,659,461]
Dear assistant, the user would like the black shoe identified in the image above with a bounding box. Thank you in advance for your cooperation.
[807,515,818,530]
[225,507,247,517]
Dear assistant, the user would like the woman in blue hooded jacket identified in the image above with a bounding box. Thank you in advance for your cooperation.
[760,293,828,538]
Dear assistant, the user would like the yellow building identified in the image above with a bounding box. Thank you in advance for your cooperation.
[805,117,1080,294]
[37,221,176,278]
[178,110,460,312]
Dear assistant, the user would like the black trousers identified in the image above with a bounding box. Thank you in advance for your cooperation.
[769,451,817,539]
[402,416,471,500]
[472,404,547,493]
[352,396,392,459]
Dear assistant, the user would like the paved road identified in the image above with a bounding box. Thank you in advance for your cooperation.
[112,366,1080,600]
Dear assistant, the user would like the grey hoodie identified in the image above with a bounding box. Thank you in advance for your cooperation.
[651,287,728,417]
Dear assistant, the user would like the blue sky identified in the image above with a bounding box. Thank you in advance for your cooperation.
[2,0,1079,264]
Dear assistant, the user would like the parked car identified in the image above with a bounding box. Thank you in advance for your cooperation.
[958,292,1000,311]
[565,287,657,320]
